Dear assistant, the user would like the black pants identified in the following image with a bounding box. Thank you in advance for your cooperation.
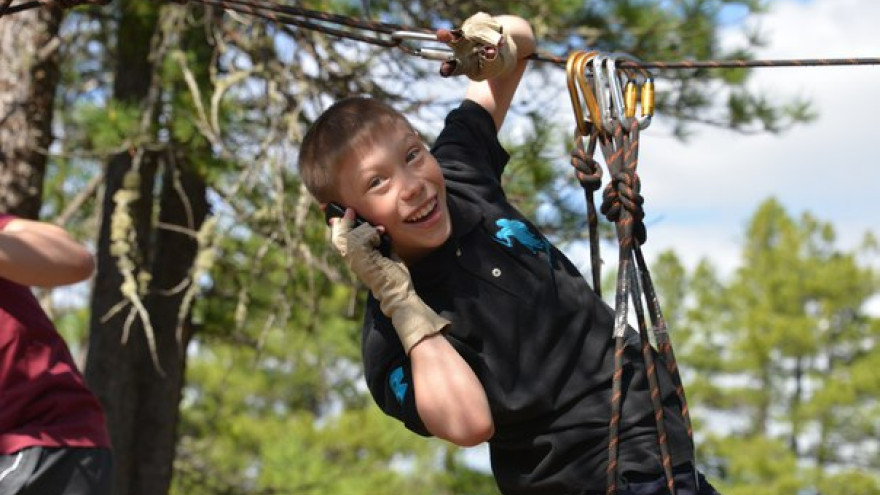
[0,447,113,495]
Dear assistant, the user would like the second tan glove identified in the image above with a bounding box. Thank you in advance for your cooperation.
[331,216,449,353]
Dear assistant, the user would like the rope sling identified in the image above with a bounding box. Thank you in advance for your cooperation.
[567,50,696,495]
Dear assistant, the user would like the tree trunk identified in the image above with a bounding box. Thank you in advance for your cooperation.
[86,147,209,495]
[133,154,208,494]
[84,5,208,495]
[0,7,62,218]
[85,151,159,495]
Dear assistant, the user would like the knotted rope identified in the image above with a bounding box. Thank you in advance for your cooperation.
[566,50,697,494]
[599,119,676,495]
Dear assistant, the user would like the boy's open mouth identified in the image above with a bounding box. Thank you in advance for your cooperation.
[405,198,438,223]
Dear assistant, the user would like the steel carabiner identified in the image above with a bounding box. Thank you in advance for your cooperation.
[391,30,454,61]
[608,54,654,130]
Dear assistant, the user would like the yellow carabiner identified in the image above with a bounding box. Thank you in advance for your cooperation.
[614,55,654,129]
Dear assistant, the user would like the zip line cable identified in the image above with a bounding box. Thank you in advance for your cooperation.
[2,0,879,70]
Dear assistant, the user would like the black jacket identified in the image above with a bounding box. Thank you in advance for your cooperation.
[362,100,693,494]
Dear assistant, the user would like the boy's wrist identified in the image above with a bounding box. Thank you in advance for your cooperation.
[492,15,536,60]
[386,293,450,354]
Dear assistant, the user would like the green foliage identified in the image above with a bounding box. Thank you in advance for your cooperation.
[502,110,561,221]
[815,469,880,495]
[650,198,880,494]
[701,435,805,495]
[68,101,142,151]
[53,304,92,360]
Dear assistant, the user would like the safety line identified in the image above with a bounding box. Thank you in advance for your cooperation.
[2,0,878,70]
[181,0,880,70]
[546,54,880,69]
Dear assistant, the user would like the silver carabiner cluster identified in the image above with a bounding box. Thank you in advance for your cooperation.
[592,53,654,132]
[391,31,454,62]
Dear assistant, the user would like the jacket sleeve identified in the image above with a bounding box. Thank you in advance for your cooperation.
[431,99,510,182]
[361,294,432,437]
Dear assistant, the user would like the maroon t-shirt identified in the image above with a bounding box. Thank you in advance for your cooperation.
[0,214,110,453]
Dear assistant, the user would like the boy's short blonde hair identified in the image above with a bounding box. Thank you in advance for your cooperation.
[298,97,415,202]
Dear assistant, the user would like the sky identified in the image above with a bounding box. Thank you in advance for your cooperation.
[571,0,879,278]
[639,0,879,276]
[458,0,880,470]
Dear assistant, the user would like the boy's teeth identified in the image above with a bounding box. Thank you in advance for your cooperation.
[407,199,436,222]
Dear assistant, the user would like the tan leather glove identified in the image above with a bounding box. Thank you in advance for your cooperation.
[442,12,518,81]
[331,216,449,353]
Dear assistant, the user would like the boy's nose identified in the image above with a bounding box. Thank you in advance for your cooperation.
[399,173,424,201]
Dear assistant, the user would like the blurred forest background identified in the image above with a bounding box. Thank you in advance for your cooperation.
[0,1,877,494]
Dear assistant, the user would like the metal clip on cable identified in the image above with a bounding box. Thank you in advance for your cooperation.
[566,50,603,136]
[606,54,654,130]
[591,54,617,133]
[391,31,454,61]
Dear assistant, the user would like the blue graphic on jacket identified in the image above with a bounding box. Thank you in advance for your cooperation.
[389,366,408,405]
[493,218,550,257]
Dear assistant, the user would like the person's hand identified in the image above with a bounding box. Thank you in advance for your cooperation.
[436,12,518,81]
[330,212,449,353]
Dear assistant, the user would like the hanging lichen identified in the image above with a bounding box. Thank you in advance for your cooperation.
[105,166,166,376]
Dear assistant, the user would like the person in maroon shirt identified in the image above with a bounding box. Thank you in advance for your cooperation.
[0,214,112,495]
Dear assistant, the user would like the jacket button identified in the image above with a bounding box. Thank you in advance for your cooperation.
[456,248,462,257]
[491,268,501,277]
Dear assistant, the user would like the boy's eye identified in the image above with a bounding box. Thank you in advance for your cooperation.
[406,144,424,163]
[367,176,383,189]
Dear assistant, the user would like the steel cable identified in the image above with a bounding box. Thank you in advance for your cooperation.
[4,0,877,71]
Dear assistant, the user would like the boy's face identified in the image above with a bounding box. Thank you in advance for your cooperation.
[335,122,452,264]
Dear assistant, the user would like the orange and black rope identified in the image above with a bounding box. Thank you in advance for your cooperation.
[584,116,682,494]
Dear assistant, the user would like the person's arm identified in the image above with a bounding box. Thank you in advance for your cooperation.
[438,15,537,131]
[409,333,494,446]
[331,212,494,446]
[0,218,95,287]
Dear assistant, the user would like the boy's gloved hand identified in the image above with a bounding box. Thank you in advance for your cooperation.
[438,12,518,81]
[331,215,449,353]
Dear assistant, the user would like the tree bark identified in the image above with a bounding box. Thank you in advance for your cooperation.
[84,5,209,495]
[134,154,208,494]
[85,151,159,495]
[0,7,62,218]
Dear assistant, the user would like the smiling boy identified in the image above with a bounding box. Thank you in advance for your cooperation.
[298,13,719,495]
